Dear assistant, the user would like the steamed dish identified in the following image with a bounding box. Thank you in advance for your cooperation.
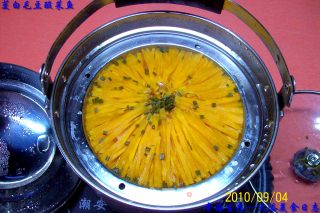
[82,46,244,188]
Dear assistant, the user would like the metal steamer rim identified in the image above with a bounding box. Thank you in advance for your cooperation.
[48,11,279,210]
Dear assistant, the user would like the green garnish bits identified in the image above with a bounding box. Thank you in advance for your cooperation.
[159,46,168,53]
[147,93,176,114]
[123,76,131,80]
[192,100,199,110]
[160,153,165,160]
[92,97,104,104]
[227,92,233,97]
[125,105,135,111]
[98,138,104,143]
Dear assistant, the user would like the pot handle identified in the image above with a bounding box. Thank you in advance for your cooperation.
[40,0,294,109]
[115,0,224,14]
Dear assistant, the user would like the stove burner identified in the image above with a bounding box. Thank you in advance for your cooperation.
[291,147,320,183]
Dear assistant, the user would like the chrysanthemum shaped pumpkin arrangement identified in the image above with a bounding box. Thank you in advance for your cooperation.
[83,46,244,188]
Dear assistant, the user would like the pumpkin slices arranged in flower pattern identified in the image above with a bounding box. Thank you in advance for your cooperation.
[82,46,244,188]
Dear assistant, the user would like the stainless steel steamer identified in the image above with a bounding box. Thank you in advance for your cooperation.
[40,0,295,211]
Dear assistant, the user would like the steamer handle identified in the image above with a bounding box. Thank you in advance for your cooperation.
[115,0,224,14]
[40,0,294,109]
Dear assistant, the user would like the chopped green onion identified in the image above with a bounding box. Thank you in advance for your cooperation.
[160,153,165,160]
[192,100,199,110]
[92,97,103,104]
[123,76,131,80]
[227,92,233,97]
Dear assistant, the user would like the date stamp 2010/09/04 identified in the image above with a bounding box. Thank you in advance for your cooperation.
[225,191,288,203]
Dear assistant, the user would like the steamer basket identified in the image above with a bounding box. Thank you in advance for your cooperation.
[40,0,295,211]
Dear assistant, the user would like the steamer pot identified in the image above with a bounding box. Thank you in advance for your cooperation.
[40,0,295,211]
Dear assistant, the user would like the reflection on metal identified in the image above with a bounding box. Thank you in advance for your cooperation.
[315,117,320,131]
[0,63,56,189]
[10,116,47,134]
[306,153,320,167]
